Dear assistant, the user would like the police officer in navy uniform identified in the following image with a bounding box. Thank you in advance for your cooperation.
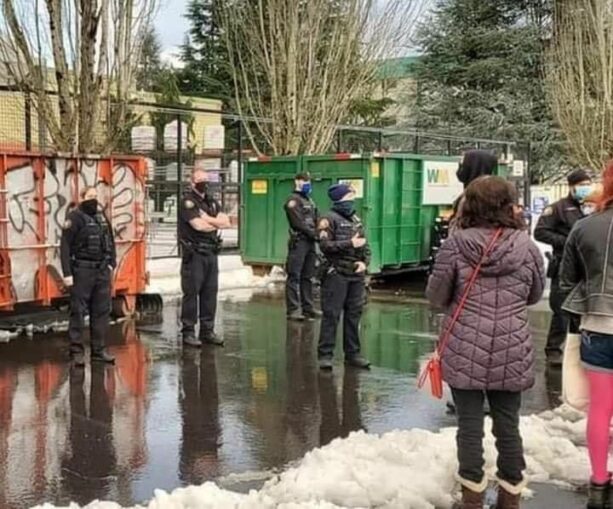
[284,172,321,321]
[178,169,231,348]
[534,169,593,364]
[60,186,116,367]
[317,183,371,371]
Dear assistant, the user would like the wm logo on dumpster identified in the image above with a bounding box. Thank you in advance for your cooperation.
[426,168,451,186]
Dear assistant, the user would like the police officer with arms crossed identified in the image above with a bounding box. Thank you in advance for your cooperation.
[284,172,322,321]
[534,169,593,365]
[317,183,371,371]
[61,186,116,367]
[179,169,231,348]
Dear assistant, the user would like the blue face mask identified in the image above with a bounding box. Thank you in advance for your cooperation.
[300,182,312,196]
[334,200,355,217]
[574,185,593,202]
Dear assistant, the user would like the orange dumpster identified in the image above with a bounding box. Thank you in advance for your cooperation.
[0,152,148,315]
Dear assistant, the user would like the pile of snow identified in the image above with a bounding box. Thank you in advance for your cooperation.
[145,256,285,297]
[34,406,593,509]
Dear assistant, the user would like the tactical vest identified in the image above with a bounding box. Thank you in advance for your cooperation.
[288,193,317,236]
[327,210,367,274]
[179,191,222,254]
[73,210,112,262]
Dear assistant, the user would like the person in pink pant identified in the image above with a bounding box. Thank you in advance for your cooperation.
[560,161,612,509]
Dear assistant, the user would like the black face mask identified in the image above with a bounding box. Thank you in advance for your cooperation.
[194,182,208,195]
[81,199,98,216]
[333,200,355,218]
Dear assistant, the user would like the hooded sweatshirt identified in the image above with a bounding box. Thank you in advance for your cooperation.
[457,150,498,188]
[426,228,545,391]
[451,150,499,222]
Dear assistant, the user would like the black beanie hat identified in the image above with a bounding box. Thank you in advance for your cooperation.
[328,183,352,202]
[567,169,591,186]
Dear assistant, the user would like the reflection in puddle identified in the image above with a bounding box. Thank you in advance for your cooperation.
[0,294,560,508]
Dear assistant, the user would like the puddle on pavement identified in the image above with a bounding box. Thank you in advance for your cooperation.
[0,290,564,508]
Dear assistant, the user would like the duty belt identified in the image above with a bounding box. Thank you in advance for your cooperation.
[73,259,108,269]
[182,239,221,256]
[331,258,359,276]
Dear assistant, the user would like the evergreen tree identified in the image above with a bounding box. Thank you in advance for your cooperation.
[135,27,164,92]
[150,69,196,152]
[410,0,562,181]
[178,0,233,105]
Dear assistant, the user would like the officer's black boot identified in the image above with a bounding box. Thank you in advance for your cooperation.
[71,352,86,368]
[318,357,334,370]
[199,326,224,346]
[345,354,371,370]
[287,310,306,321]
[91,348,115,364]
[304,310,323,320]
[182,330,202,348]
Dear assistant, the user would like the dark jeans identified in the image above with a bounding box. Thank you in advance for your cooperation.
[451,388,525,485]
[581,331,613,370]
[180,252,219,334]
[285,238,317,314]
[68,266,111,355]
[546,276,569,354]
[318,271,364,360]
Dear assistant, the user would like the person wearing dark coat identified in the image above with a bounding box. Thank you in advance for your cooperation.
[317,183,371,371]
[451,150,498,226]
[534,168,593,364]
[284,172,321,321]
[560,162,613,509]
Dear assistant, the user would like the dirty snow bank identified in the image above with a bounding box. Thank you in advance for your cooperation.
[34,406,593,509]
[145,256,284,297]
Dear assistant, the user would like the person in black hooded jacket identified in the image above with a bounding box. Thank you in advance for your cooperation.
[451,150,498,224]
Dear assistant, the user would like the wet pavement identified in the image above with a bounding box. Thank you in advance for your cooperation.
[0,288,586,508]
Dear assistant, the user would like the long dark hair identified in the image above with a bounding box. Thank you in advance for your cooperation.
[457,176,524,230]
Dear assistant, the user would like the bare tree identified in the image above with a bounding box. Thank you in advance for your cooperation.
[547,0,613,170]
[0,0,158,153]
[219,0,423,155]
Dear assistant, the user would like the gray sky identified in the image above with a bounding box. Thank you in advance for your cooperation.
[154,0,429,64]
[155,0,189,61]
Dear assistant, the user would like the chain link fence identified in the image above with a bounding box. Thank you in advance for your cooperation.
[0,87,530,258]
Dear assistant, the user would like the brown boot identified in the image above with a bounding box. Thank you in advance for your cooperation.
[496,478,525,509]
[453,476,487,509]
[451,486,484,509]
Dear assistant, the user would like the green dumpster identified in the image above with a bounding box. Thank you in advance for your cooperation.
[241,153,508,274]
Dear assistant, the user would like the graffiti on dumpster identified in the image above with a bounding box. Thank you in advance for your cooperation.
[4,157,145,304]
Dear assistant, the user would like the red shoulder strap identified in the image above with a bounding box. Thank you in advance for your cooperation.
[436,228,503,357]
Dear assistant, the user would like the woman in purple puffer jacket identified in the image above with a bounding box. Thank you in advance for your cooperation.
[426,176,545,509]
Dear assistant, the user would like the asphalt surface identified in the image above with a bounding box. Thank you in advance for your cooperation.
[0,288,589,508]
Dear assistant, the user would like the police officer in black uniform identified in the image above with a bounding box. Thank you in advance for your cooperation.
[317,183,371,371]
[60,186,116,366]
[284,172,321,321]
[178,169,231,348]
[534,169,593,364]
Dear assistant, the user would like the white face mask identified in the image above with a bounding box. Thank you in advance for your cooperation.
[582,204,596,216]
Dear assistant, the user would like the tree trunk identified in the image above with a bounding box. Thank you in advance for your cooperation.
[46,0,76,151]
[78,0,101,153]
